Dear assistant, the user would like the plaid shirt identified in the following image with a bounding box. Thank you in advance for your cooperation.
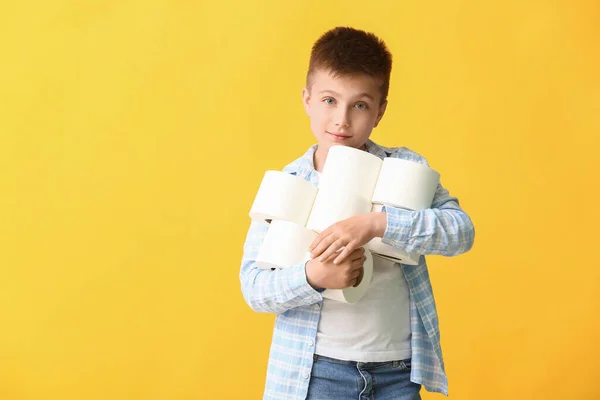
[240,139,475,399]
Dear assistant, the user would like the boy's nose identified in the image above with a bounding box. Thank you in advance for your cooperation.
[335,108,350,127]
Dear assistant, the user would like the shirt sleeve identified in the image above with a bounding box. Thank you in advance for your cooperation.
[239,220,323,314]
[380,154,475,257]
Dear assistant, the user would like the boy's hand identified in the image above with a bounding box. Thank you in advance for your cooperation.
[305,247,367,290]
[309,212,387,265]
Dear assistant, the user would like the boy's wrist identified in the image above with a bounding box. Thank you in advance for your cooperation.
[305,259,323,290]
[370,210,387,238]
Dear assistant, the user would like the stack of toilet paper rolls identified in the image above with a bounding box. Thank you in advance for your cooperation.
[249,145,440,304]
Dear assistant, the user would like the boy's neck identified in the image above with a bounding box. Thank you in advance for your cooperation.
[313,142,367,172]
[313,146,327,173]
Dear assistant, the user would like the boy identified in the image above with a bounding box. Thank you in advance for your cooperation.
[240,26,475,400]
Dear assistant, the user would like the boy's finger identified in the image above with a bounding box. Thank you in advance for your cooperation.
[319,239,345,262]
[352,267,365,287]
[351,251,366,262]
[309,236,320,252]
[309,225,333,251]
[310,233,335,258]
[323,251,339,263]
[335,246,363,265]
[333,244,354,265]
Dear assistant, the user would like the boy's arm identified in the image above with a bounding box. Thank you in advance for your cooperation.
[239,220,323,314]
[381,156,475,257]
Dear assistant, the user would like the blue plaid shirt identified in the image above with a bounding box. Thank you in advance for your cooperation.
[240,139,475,399]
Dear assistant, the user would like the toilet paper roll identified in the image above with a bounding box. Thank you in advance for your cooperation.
[366,204,420,266]
[322,249,374,304]
[305,185,372,233]
[249,171,318,226]
[371,158,440,210]
[319,145,383,200]
[256,220,318,269]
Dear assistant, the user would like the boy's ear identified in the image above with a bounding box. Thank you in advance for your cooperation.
[302,87,311,115]
[374,100,388,128]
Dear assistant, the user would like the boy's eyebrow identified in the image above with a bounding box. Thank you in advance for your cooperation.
[319,90,375,101]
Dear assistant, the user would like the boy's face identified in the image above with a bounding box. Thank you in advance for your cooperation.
[302,69,387,152]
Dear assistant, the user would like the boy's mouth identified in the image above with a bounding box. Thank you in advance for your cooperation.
[327,131,351,140]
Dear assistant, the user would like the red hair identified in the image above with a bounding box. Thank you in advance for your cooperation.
[307,26,393,103]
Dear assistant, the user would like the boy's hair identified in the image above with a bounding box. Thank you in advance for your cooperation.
[307,26,393,104]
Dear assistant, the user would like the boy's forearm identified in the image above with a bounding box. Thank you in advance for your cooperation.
[240,261,323,314]
[382,204,475,256]
[239,221,322,314]
[379,179,475,257]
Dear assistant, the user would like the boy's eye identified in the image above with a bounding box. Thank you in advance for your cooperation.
[323,97,336,105]
[355,103,368,110]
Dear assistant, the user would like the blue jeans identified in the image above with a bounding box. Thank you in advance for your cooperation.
[306,354,421,400]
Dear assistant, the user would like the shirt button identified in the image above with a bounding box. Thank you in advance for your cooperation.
[308,339,314,347]
[313,303,321,311]
[302,371,310,379]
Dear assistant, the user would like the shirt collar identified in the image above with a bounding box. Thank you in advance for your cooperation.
[364,138,391,159]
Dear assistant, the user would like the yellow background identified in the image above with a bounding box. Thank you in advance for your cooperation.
[1,0,598,399]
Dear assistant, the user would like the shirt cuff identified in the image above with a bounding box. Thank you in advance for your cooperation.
[381,204,414,246]
[286,260,324,302]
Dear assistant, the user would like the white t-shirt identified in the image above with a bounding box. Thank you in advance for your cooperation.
[313,170,412,362]
[315,255,412,362]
